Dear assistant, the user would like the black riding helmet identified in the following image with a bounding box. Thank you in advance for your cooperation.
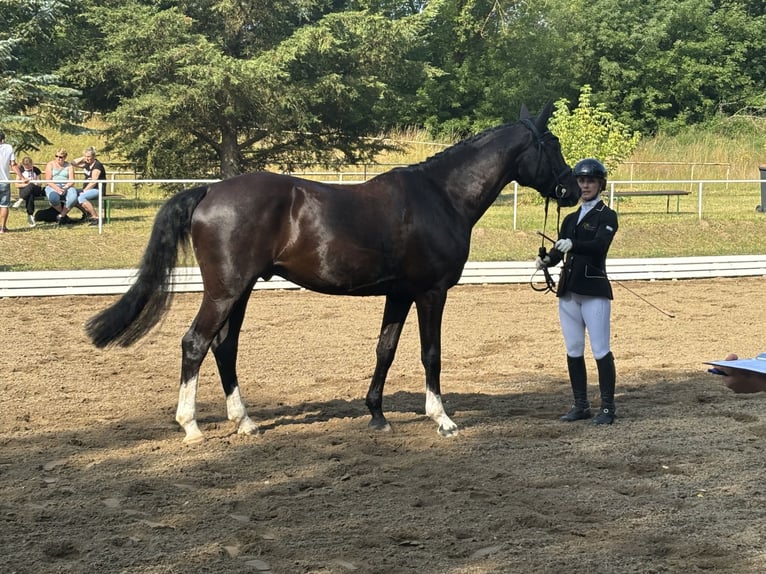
[574,158,607,191]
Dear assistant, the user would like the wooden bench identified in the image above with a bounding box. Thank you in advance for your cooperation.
[612,189,690,213]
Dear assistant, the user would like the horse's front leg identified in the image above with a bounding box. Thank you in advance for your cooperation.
[212,296,259,437]
[416,288,458,437]
[365,295,412,432]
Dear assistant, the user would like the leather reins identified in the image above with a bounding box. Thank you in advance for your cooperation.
[530,200,560,293]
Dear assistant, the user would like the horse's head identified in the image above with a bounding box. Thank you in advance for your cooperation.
[516,101,580,207]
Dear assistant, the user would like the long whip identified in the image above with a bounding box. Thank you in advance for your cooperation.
[535,231,675,318]
[611,280,675,318]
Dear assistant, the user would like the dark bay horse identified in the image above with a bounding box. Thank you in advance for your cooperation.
[86,102,580,443]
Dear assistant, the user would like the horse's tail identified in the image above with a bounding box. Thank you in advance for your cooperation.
[85,185,210,348]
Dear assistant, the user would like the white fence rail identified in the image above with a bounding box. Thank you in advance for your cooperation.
[2,255,765,298]
[4,176,765,231]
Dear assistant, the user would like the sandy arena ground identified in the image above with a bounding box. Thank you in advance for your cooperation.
[2,277,765,573]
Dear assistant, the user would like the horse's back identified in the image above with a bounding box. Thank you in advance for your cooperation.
[190,170,469,297]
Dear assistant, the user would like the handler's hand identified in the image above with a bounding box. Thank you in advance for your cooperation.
[722,369,766,394]
[555,238,573,253]
[535,256,551,270]
[718,354,766,394]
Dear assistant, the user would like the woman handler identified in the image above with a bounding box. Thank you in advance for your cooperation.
[536,158,619,424]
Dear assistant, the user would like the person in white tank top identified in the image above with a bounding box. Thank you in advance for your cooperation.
[0,130,23,233]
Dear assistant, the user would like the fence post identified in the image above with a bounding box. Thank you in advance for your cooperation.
[512,181,518,230]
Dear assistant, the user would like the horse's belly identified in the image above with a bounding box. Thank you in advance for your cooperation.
[276,266,399,296]
[273,235,463,296]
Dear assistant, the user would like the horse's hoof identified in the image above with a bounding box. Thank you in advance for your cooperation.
[368,420,392,433]
[237,417,260,436]
[183,433,205,445]
[437,424,459,438]
[181,422,205,444]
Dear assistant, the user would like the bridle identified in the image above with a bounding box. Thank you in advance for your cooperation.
[520,118,574,204]
[520,118,571,294]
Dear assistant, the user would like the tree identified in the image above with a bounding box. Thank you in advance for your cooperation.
[562,0,766,133]
[0,1,82,151]
[7,0,763,170]
[64,1,431,179]
[415,0,577,137]
[550,85,640,173]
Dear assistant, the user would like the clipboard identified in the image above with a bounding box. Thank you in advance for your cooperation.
[705,353,766,375]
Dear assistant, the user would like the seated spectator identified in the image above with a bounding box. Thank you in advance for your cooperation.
[70,146,106,225]
[44,148,79,224]
[14,156,45,227]
[707,353,766,394]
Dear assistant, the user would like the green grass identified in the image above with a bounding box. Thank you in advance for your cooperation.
[2,183,764,272]
[3,121,765,271]
[471,183,766,262]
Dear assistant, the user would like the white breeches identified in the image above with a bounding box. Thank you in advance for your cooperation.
[558,292,611,359]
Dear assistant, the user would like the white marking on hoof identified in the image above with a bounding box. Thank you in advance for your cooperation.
[226,388,258,436]
[237,416,259,436]
[437,422,459,438]
[426,389,459,438]
[176,377,201,443]
[182,421,205,444]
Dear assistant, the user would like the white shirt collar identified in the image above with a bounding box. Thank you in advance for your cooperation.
[577,196,601,223]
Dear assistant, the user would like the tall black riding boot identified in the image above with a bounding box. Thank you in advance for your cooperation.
[560,355,591,421]
[593,351,616,425]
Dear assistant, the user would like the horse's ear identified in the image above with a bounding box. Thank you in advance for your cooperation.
[519,103,531,120]
[535,100,554,131]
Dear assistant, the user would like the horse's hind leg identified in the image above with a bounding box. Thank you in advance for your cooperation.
[175,294,244,443]
[365,295,412,432]
[211,292,258,437]
[176,318,210,444]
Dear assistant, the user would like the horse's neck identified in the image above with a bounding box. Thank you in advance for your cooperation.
[424,126,524,225]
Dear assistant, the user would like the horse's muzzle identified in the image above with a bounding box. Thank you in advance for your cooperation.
[554,184,580,207]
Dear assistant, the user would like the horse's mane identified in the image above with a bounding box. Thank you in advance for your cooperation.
[387,121,518,178]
